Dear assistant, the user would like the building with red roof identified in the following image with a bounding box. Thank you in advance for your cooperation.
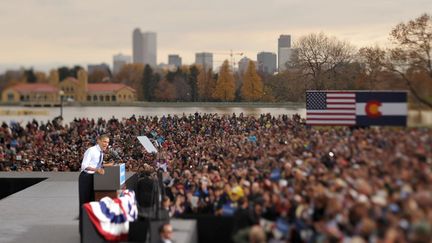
[1,69,136,105]
[1,83,60,105]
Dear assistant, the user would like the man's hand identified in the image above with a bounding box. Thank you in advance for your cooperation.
[96,168,105,175]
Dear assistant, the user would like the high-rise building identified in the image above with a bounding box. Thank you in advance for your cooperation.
[279,48,296,72]
[195,52,213,70]
[132,28,144,64]
[142,32,157,67]
[132,29,157,67]
[278,34,292,72]
[257,52,277,74]
[168,54,182,68]
[113,53,131,75]
[278,35,291,48]
[237,57,257,75]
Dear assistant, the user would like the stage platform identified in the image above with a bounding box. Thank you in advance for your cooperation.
[0,172,196,243]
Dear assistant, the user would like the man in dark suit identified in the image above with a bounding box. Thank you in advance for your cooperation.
[158,223,174,243]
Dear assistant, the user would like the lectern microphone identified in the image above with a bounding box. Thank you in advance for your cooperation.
[108,146,121,162]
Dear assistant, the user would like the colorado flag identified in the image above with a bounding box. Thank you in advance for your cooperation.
[355,91,407,126]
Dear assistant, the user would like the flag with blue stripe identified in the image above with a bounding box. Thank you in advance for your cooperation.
[355,91,407,126]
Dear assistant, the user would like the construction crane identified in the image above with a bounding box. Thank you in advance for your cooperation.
[213,50,244,70]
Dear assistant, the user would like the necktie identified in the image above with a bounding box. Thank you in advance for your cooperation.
[97,151,103,168]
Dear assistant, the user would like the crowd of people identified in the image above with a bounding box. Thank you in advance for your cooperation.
[0,113,431,242]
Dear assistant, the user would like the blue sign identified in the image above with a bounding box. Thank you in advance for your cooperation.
[119,163,126,185]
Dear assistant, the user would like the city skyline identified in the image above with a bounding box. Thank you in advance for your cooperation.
[0,0,431,73]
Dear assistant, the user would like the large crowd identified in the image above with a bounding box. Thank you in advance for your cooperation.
[1,113,431,242]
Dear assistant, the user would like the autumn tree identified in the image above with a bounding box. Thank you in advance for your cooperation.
[35,72,47,83]
[114,64,144,84]
[241,61,264,101]
[212,60,236,101]
[114,63,144,99]
[154,79,176,101]
[294,32,355,89]
[197,67,216,101]
[188,65,199,102]
[387,13,432,108]
[88,68,110,83]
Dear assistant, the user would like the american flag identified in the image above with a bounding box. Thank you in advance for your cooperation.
[84,190,137,241]
[306,91,356,125]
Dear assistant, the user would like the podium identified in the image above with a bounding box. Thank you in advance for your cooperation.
[94,163,126,200]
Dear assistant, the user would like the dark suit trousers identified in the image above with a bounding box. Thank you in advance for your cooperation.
[78,171,94,234]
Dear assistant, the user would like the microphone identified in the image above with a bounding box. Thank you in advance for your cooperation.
[108,146,121,162]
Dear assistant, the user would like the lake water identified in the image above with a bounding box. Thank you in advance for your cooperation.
[0,105,431,126]
[0,105,306,124]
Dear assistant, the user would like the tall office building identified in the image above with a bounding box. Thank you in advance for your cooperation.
[113,53,131,75]
[133,28,144,64]
[257,52,277,74]
[142,32,157,67]
[237,57,257,75]
[168,54,182,68]
[132,29,157,67]
[195,52,213,70]
[278,34,292,72]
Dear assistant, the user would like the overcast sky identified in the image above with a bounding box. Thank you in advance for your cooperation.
[0,0,430,73]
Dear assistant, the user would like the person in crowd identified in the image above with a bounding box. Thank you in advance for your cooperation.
[158,223,174,243]
[1,114,431,242]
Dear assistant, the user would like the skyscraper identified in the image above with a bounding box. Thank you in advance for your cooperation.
[195,52,213,70]
[168,54,182,68]
[132,28,144,64]
[132,29,157,67]
[278,35,292,72]
[142,32,157,67]
[113,53,131,75]
[237,57,257,75]
[257,52,277,74]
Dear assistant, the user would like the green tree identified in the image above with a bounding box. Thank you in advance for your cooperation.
[57,66,83,81]
[213,60,235,101]
[71,65,83,78]
[24,68,37,83]
[387,13,432,108]
[142,65,157,101]
[241,61,264,101]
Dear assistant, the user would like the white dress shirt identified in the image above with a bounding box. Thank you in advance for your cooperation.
[80,144,104,174]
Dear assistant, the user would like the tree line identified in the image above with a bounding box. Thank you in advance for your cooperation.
[1,13,431,107]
